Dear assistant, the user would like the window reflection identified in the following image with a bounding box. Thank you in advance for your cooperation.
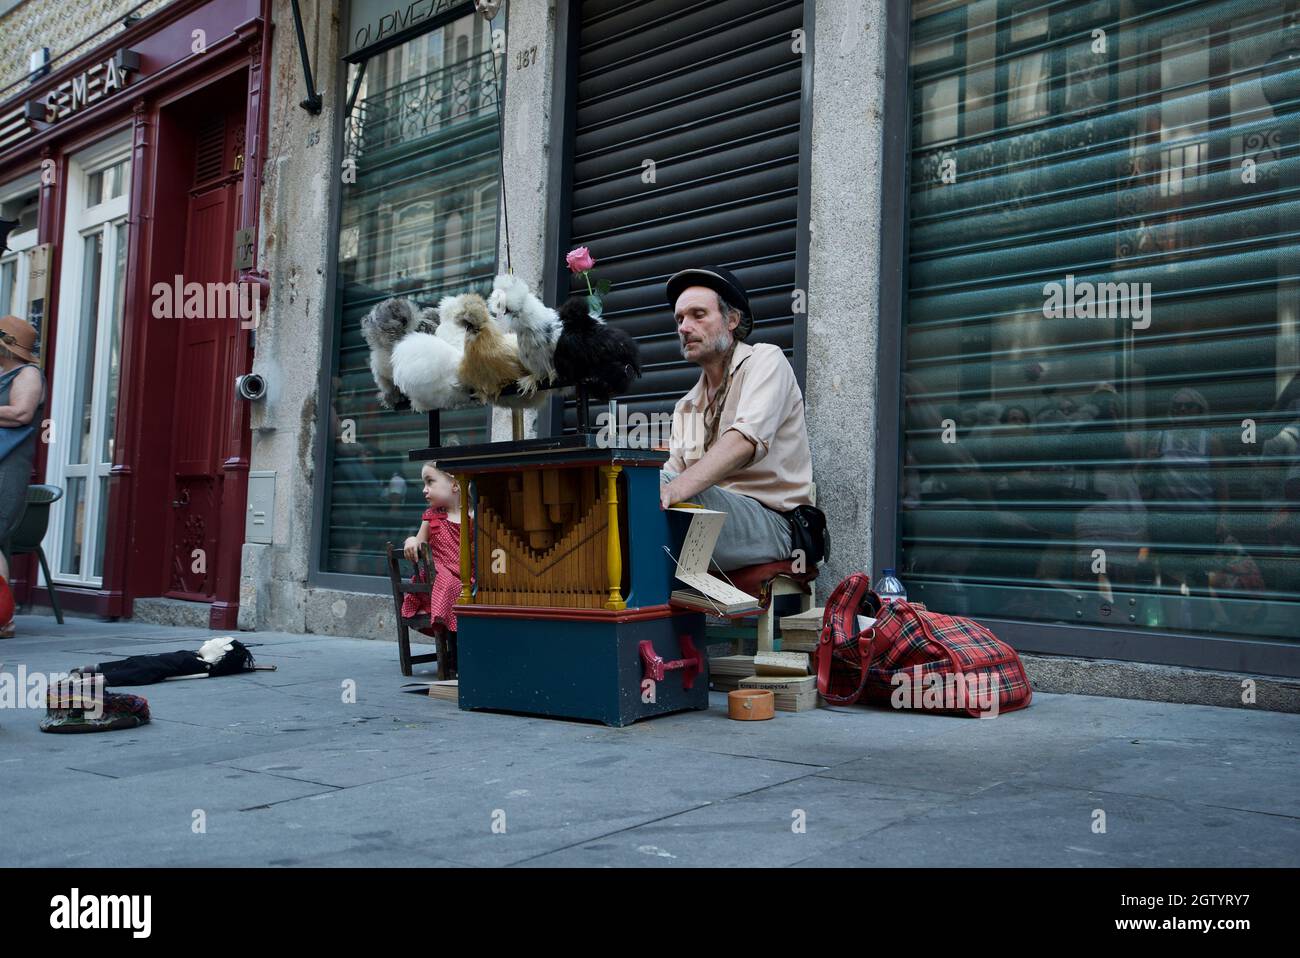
[324,11,499,576]
[903,1,1300,639]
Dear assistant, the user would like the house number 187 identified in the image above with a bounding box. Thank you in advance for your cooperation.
[515,46,537,70]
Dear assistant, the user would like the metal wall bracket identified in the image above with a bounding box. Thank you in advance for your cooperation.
[289,0,323,114]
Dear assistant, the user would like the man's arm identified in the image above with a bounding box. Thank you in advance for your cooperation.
[660,429,755,509]
[0,366,40,428]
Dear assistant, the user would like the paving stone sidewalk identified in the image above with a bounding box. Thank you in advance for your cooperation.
[1,613,1296,867]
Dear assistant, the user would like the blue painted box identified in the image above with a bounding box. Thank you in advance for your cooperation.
[457,607,709,726]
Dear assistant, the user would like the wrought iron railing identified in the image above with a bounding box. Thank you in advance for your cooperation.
[344,50,501,158]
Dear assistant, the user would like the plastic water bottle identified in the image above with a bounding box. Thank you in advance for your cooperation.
[874,568,908,605]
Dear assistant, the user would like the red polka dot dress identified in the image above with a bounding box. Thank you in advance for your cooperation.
[400,506,469,631]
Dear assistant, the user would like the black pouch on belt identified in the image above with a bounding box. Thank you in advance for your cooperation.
[783,504,829,566]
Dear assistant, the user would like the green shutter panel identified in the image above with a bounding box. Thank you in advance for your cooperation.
[903,0,1300,639]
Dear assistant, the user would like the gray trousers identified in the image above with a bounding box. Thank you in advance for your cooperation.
[661,469,793,571]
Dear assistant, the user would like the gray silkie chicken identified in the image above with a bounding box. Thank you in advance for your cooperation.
[488,272,561,396]
[361,296,439,408]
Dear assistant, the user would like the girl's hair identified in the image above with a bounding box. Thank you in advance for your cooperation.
[421,461,455,483]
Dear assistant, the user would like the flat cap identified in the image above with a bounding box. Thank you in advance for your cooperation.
[666,266,753,341]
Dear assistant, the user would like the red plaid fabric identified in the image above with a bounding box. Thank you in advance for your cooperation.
[814,573,878,704]
[814,573,1032,717]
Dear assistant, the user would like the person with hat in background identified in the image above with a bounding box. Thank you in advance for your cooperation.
[660,267,815,571]
[0,314,45,638]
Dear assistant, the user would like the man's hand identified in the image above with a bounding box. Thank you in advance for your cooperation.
[660,479,679,510]
[659,429,756,509]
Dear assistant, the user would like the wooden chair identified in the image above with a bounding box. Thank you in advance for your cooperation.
[384,540,452,678]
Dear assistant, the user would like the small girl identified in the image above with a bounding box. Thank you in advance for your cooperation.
[402,462,470,672]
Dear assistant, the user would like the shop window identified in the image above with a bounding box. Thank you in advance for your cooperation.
[85,158,129,207]
[323,9,499,577]
[901,0,1300,641]
[0,181,41,348]
[44,136,131,587]
[1007,51,1051,125]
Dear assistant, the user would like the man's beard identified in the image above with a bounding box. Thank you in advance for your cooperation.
[680,329,732,362]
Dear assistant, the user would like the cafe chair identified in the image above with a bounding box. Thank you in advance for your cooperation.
[10,484,64,624]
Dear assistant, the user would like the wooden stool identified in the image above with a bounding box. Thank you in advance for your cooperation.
[718,482,821,653]
[727,560,819,653]
[384,541,453,678]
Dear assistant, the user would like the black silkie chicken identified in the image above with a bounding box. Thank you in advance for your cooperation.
[553,296,641,399]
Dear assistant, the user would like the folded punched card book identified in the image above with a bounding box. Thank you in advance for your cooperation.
[668,507,761,615]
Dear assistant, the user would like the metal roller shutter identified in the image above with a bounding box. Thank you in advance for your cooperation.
[902,0,1300,643]
[555,0,808,429]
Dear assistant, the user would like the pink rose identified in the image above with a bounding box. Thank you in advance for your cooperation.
[566,246,595,273]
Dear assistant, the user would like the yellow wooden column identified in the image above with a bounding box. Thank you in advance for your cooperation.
[600,464,626,610]
[458,475,473,604]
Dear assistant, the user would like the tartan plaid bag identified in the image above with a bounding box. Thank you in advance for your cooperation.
[813,572,1032,717]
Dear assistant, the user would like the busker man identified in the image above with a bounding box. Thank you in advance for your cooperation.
[660,267,817,571]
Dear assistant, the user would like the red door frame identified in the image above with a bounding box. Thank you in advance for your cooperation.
[1,0,271,626]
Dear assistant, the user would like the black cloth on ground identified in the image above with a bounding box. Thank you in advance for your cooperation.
[92,640,256,686]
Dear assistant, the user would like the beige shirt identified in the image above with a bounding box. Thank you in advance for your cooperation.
[666,341,813,513]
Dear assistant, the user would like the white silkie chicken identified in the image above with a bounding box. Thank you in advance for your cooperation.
[488,272,562,396]
[390,300,477,413]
